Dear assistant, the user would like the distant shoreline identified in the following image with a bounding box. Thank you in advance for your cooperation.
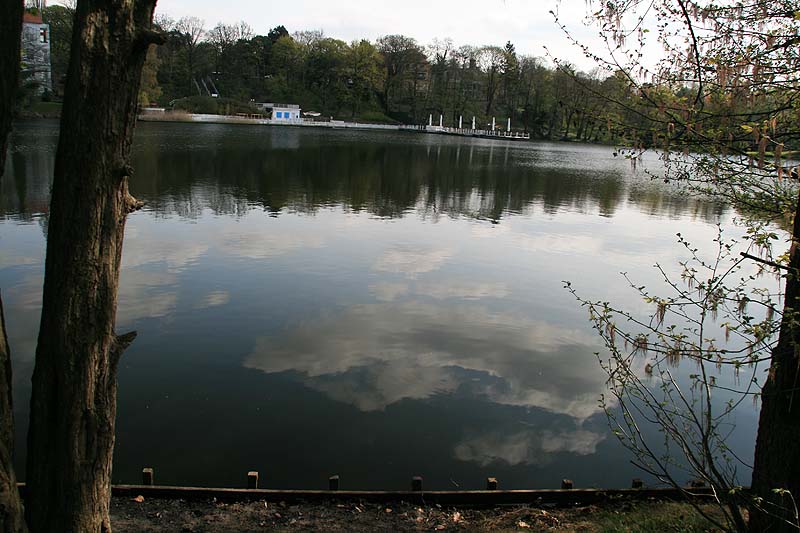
[136,111,533,141]
[15,110,602,144]
[137,110,412,134]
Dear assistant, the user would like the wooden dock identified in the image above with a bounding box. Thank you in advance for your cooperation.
[431,126,531,140]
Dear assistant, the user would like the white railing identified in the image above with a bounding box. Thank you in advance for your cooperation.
[435,126,530,139]
[140,112,532,140]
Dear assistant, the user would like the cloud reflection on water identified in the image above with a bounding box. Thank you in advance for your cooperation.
[373,247,455,278]
[244,299,606,420]
[454,428,606,466]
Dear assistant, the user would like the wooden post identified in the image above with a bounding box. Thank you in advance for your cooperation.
[632,478,643,489]
[247,471,259,489]
[329,475,339,491]
[411,476,423,492]
[141,468,154,486]
[486,477,498,490]
[561,479,574,490]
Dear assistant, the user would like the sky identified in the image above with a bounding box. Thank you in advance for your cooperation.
[154,0,607,71]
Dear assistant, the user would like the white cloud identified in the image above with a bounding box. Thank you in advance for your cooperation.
[415,281,510,300]
[454,428,606,466]
[123,234,209,273]
[244,300,608,419]
[217,229,324,260]
[0,254,39,269]
[197,290,230,309]
[117,270,179,326]
[370,280,509,302]
[373,247,454,278]
[369,282,409,302]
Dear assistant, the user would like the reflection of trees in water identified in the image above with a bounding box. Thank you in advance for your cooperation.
[2,126,728,224]
[1,149,53,222]
[626,183,728,223]
[129,139,725,223]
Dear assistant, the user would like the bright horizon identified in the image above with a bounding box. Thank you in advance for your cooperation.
[153,0,607,71]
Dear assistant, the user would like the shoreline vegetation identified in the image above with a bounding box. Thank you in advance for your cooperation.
[109,497,729,532]
[95,481,735,531]
[135,110,533,140]
[25,5,798,154]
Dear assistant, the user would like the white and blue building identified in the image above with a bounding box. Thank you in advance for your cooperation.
[254,103,302,122]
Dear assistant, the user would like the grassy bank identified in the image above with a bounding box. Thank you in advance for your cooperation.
[20,101,62,118]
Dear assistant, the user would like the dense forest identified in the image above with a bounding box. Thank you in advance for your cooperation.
[34,4,797,153]
[33,5,638,142]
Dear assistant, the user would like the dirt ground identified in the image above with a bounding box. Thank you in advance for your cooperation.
[110,496,719,532]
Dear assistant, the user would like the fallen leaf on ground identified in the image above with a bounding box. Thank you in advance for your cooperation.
[518,520,531,529]
[131,495,145,503]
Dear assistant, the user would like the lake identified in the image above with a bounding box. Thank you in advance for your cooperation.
[0,120,761,490]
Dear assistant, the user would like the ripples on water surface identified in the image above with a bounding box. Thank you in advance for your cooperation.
[0,120,761,489]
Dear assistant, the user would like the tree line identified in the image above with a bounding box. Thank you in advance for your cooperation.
[149,17,636,140]
[37,7,796,153]
[31,7,647,142]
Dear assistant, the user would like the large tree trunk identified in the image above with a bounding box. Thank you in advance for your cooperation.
[0,3,28,532]
[749,190,800,532]
[25,1,161,531]
[0,0,24,176]
[0,293,25,533]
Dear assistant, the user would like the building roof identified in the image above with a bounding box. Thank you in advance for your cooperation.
[23,12,44,24]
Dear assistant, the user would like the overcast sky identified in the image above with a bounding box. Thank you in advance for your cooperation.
[154,0,606,71]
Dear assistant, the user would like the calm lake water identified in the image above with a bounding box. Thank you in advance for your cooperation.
[1,120,761,490]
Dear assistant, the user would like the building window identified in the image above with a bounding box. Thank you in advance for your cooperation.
[39,28,47,43]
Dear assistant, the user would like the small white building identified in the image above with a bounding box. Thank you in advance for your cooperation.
[255,103,302,122]
[272,105,301,121]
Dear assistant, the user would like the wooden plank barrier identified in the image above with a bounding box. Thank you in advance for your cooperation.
[99,485,721,506]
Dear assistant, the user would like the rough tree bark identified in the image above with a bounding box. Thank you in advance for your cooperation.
[0,3,28,532]
[24,1,162,531]
[0,293,25,533]
[750,190,800,532]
